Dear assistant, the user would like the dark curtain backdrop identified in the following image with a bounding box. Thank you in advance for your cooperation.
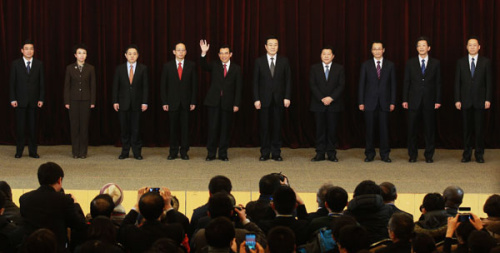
[0,0,498,149]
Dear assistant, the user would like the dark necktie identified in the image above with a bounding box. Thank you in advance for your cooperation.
[421,59,426,75]
[27,61,31,74]
[325,65,329,81]
[223,63,227,77]
[376,61,381,79]
[178,63,183,80]
[78,65,83,73]
[471,58,476,78]
[270,58,275,77]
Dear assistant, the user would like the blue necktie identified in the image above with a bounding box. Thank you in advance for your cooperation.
[471,58,476,78]
[325,65,329,81]
[421,59,425,75]
[27,61,31,74]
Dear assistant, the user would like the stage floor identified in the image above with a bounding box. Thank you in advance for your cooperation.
[1,145,498,194]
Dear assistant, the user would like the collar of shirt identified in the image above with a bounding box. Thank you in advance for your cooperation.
[468,54,478,68]
[373,57,384,67]
[328,212,343,217]
[322,62,332,69]
[23,57,33,67]
[222,60,230,71]
[267,54,277,67]
[176,59,184,69]
[418,55,429,67]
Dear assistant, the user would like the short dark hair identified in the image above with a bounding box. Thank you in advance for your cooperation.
[267,226,295,253]
[124,44,139,54]
[259,174,281,195]
[90,194,115,218]
[21,39,35,49]
[265,35,279,45]
[139,192,165,221]
[388,213,414,242]
[416,36,431,47]
[467,230,497,253]
[208,175,232,194]
[87,216,117,244]
[0,191,6,209]
[316,183,334,208]
[411,233,436,253]
[0,181,13,201]
[148,238,179,253]
[483,194,500,217]
[173,41,186,50]
[272,186,296,215]
[455,221,475,244]
[37,162,64,185]
[321,46,335,55]
[371,40,385,49]
[422,193,445,212]
[73,43,88,54]
[24,228,58,253]
[380,182,397,202]
[208,192,234,218]
[338,225,370,253]
[205,217,235,248]
[219,44,232,53]
[467,36,480,45]
[443,186,464,209]
[331,215,358,241]
[325,186,348,212]
[353,180,381,197]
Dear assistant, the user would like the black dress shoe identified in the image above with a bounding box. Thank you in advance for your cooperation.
[181,154,189,160]
[219,156,229,161]
[476,157,485,163]
[328,156,339,162]
[382,157,392,163]
[167,155,177,160]
[461,157,471,163]
[409,158,417,163]
[29,154,40,158]
[118,154,128,159]
[73,155,78,159]
[272,156,283,161]
[259,155,269,161]
[364,157,374,162]
[425,158,434,163]
[80,155,86,159]
[206,156,216,161]
[311,155,325,162]
[134,155,143,160]
[15,154,22,158]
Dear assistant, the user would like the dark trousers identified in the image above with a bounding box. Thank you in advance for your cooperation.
[462,108,485,159]
[118,110,142,156]
[314,111,339,158]
[259,99,283,157]
[69,100,91,156]
[15,106,37,155]
[364,109,390,159]
[207,106,233,157]
[408,107,435,159]
[169,109,190,156]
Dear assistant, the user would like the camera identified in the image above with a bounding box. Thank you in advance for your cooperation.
[458,207,472,222]
[245,233,256,250]
[149,187,160,193]
[271,172,289,186]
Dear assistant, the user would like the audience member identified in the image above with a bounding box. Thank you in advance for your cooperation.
[337,225,370,253]
[481,194,500,241]
[308,183,335,221]
[444,212,492,253]
[411,233,437,253]
[344,180,394,243]
[414,193,449,242]
[21,228,58,253]
[19,162,87,249]
[246,173,282,223]
[267,226,296,253]
[204,217,236,253]
[0,181,23,225]
[118,188,184,253]
[90,194,115,219]
[146,238,182,253]
[100,183,127,224]
[467,230,497,253]
[308,186,348,236]
[75,240,125,253]
[0,191,23,253]
[375,213,414,253]
[380,182,413,219]
[443,186,464,217]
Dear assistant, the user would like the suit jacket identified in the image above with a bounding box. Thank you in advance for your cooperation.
[403,57,442,110]
[112,63,149,111]
[253,55,292,108]
[258,216,310,245]
[309,62,345,112]
[454,56,492,109]
[9,58,45,108]
[160,60,198,111]
[19,185,87,247]
[64,63,97,105]
[200,56,243,111]
[118,210,184,253]
[358,59,397,111]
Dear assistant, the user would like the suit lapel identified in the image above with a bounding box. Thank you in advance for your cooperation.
[264,56,273,79]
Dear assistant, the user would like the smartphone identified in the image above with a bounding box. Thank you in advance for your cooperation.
[246,233,256,250]
[149,187,160,193]
[458,207,472,222]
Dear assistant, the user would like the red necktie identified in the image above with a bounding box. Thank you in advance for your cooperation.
[223,63,227,77]
[178,63,183,80]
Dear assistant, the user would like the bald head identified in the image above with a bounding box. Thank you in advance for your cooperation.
[443,186,464,209]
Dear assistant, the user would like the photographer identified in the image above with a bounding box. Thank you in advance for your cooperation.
[443,212,491,253]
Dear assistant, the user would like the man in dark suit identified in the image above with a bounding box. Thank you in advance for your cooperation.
[310,46,344,162]
[161,42,197,160]
[253,35,292,161]
[454,36,492,163]
[112,44,149,160]
[19,162,87,249]
[358,41,397,163]
[199,40,242,161]
[402,36,442,163]
[9,39,45,158]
